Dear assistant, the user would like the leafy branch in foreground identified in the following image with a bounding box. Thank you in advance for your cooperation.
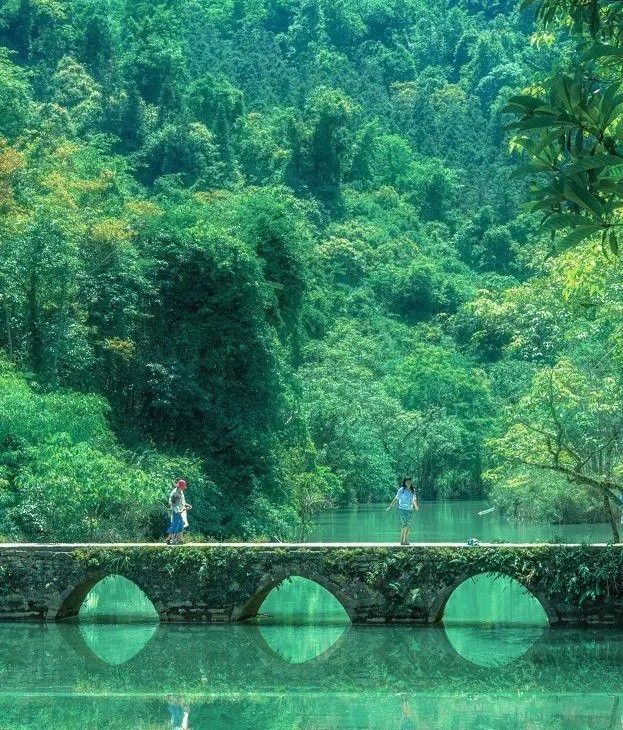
[505,0,623,254]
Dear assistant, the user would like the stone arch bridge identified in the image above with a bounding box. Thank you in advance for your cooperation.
[1,543,623,625]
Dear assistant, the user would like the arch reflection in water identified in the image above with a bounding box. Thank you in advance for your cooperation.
[79,623,158,665]
[444,625,545,668]
[257,576,350,664]
[443,572,548,668]
[78,575,158,665]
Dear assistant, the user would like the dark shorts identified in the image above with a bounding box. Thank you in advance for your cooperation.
[399,509,413,528]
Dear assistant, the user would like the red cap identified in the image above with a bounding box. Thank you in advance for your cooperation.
[176,479,187,490]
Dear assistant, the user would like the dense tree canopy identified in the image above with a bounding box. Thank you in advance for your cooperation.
[2,0,617,541]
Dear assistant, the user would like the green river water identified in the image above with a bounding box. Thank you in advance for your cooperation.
[309,500,614,543]
[8,502,623,729]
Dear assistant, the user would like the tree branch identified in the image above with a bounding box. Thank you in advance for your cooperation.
[511,455,623,496]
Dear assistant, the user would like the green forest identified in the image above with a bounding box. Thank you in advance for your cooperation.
[0,0,622,542]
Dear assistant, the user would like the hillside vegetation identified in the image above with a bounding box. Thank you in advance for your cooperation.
[0,0,620,541]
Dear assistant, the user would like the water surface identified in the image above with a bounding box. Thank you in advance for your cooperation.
[2,621,623,729]
[310,500,613,543]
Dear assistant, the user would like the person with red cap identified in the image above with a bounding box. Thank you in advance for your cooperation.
[166,479,192,545]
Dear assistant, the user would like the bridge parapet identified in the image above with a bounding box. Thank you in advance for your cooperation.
[0,543,622,625]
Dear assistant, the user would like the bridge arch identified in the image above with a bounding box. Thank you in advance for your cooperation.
[49,573,164,621]
[429,571,555,626]
[234,570,356,622]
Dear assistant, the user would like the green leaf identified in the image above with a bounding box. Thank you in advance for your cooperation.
[522,195,565,213]
[564,179,605,217]
[551,76,578,114]
[552,224,603,254]
[596,179,623,194]
[567,154,623,173]
[609,230,619,255]
[510,159,557,178]
[598,87,623,126]
[507,117,577,132]
[540,213,592,230]
[503,95,552,113]
[583,42,623,60]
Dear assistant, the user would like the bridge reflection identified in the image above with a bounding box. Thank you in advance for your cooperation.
[64,572,555,667]
[9,622,623,696]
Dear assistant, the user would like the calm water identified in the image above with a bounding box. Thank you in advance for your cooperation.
[8,503,623,728]
[5,617,623,729]
[310,500,614,543]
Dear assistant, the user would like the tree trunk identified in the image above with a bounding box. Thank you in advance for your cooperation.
[603,492,620,543]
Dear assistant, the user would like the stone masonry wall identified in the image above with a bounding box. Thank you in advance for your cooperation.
[1,543,623,625]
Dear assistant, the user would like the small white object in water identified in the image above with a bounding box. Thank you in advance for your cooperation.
[477,507,496,515]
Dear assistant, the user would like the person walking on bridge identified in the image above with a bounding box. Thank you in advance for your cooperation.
[386,477,419,545]
[166,479,191,545]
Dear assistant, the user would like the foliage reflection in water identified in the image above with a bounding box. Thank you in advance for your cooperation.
[443,626,546,668]
[43,577,621,728]
[0,693,620,730]
[257,576,350,663]
[78,623,158,665]
[2,623,623,728]
[78,575,159,664]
